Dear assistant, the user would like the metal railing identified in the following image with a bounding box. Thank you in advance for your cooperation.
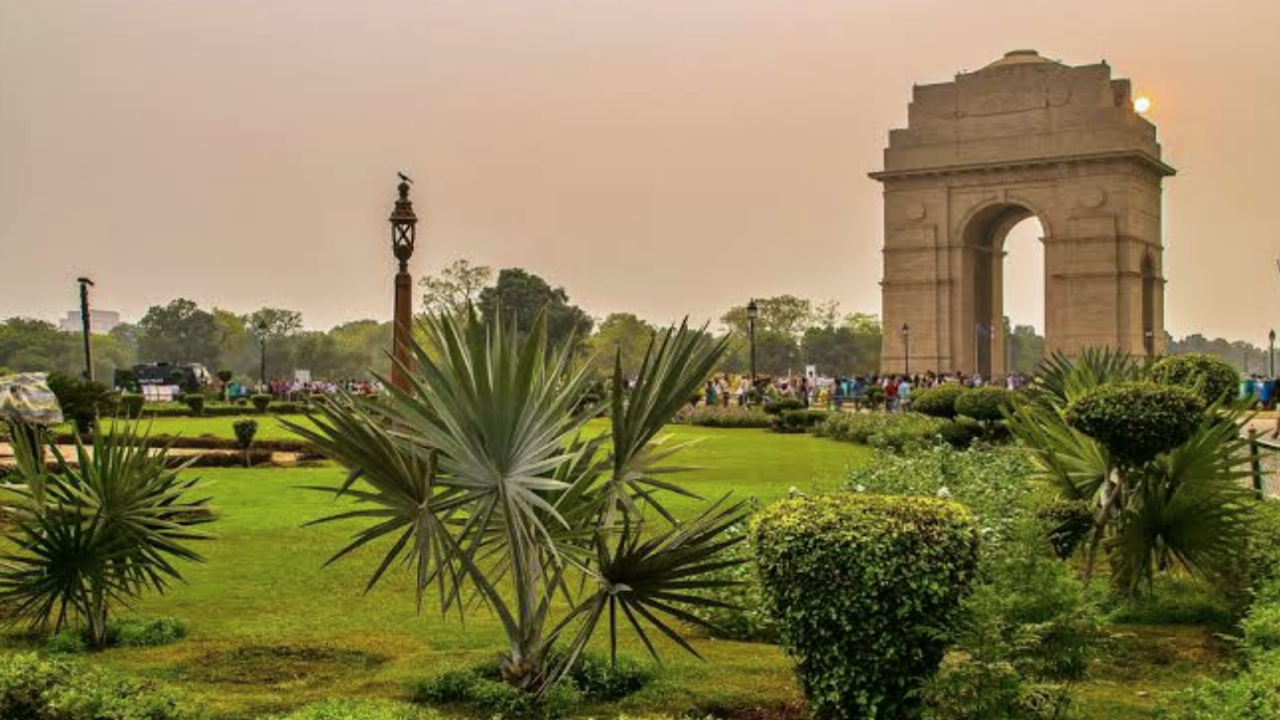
[1247,430,1280,498]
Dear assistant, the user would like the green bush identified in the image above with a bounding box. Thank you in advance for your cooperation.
[233,419,258,450]
[1037,496,1095,560]
[763,398,806,415]
[251,394,273,414]
[270,699,438,720]
[1064,382,1205,467]
[911,384,967,419]
[815,412,947,450]
[0,652,189,719]
[118,392,145,419]
[181,391,206,416]
[937,418,981,449]
[411,653,649,716]
[47,373,114,433]
[1150,352,1240,406]
[753,494,981,720]
[671,405,772,428]
[46,616,187,653]
[954,386,1012,424]
[772,409,830,434]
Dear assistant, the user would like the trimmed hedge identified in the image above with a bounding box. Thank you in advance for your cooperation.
[1064,381,1205,467]
[182,392,206,416]
[1150,352,1240,406]
[772,409,830,434]
[119,392,145,419]
[763,398,806,415]
[753,494,980,720]
[954,386,1011,424]
[671,405,773,428]
[815,412,948,450]
[911,384,967,419]
[252,394,274,413]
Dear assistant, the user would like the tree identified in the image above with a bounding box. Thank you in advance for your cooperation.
[478,268,594,352]
[289,312,744,697]
[247,308,303,339]
[137,299,223,368]
[721,295,815,339]
[588,313,656,377]
[420,258,494,316]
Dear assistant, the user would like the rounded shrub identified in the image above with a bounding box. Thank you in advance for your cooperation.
[251,393,273,414]
[752,494,980,720]
[763,398,806,415]
[182,391,206,416]
[1150,353,1240,405]
[911,384,967,419]
[1065,382,1205,467]
[954,386,1011,424]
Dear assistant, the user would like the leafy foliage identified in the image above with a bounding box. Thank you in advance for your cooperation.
[762,398,805,416]
[0,652,190,719]
[251,394,272,413]
[954,386,1012,424]
[46,373,114,433]
[0,423,213,647]
[1064,382,1205,468]
[1150,352,1240,406]
[753,494,980,720]
[288,310,746,696]
[771,409,830,434]
[670,405,772,429]
[118,392,144,419]
[911,384,968,419]
[815,411,947,451]
[181,391,206,416]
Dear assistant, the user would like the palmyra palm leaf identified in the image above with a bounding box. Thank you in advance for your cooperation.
[1032,347,1142,408]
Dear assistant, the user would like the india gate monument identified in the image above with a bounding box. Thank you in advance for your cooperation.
[873,50,1175,376]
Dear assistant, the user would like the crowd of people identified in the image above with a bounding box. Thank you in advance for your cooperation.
[699,371,1034,412]
[220,378,384,399]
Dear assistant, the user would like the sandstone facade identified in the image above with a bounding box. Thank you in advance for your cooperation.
[872,50,1175,376]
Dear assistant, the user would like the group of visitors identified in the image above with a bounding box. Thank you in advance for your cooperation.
[221,378,384,399]
[696,370,1034,413]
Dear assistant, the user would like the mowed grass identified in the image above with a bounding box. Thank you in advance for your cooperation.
[93,414,321,441]
[15,423,869,718]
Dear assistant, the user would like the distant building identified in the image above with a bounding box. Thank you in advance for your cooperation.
[59,309,122,334]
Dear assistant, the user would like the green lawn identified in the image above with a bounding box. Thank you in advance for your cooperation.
[8,424,868,718]
[93,414,321,441]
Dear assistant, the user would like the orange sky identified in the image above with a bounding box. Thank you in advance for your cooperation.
[2,0,1278,341]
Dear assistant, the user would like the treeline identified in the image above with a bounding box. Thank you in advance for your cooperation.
[0,258,1265,382]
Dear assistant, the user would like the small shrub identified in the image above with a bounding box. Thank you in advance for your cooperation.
[686,522,779,643]
[47,373,114,433]
[234,419,259,466]
[0,652,188,719]
[566,653,653,701]
[111,615,188,647]
[252,394,273,413]
[753,494,980,720]
[1150,352,1240,406]
[47,628,88,654]
[816,412,947,450]
[937,418,981,449]
[671,405,772,428]
[119,392,145,419]
[954,386,1011,424]
[1065,382,1205,467]
[413,668,479,703]
[182,391,206,416]
[912,384,967,419]
[772,409,830,434]
[763,398,806,415]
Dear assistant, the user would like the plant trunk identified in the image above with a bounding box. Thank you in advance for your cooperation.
[85,585,110,649]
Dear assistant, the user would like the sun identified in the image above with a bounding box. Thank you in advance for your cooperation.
[1134,96,1152,114]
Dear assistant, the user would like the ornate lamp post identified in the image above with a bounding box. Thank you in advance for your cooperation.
[389,173,418,392]
[746,299,759,400]
[257,321,268,387]
[901,323,911,376]
[76,277,95,381]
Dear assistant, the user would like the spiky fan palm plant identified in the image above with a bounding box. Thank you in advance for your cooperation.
[289,309,747,694]
[1008,351,1255,595]
[0,423,213,647]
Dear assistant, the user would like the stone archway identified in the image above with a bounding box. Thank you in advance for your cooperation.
[872,50,1175,376]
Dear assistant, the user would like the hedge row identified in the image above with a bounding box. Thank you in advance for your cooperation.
[115,398,310,418]
[670,405,773,428]
[52,432,318,454]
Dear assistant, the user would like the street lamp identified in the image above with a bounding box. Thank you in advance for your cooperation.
[257,321,268,387]
[389,173,419,392]
[1270,329,1276,378]
[746,299,758,401]
[901,323,911,376]
[76,277,95,381]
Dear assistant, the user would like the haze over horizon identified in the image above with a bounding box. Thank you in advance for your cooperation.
[3,0,1278,341]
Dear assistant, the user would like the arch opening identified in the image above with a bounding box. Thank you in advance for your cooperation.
[963,203,1045,379]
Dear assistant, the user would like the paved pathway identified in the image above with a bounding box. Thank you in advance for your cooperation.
[0,443,305,469]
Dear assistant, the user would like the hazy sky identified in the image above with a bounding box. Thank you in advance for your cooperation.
[2,0,1278,341]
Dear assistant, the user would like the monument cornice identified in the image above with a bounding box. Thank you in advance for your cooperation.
[869,150,1176,183]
